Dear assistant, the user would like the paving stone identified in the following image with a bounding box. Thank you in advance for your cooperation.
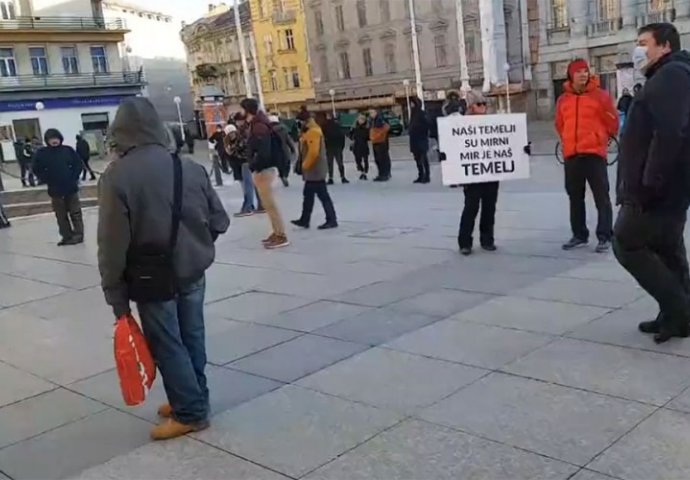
[0,409,151,480]
[0,254,101,290]
[0,388,107,449]
[314,308,439,346]
[513,277,642,308]
[385,319,552,369]
[304,420,578,480]
[258,270,372,300]
[588,409,690,480]
[0,362,55,408]
[229,334,367,382]
[558,261,636,284]
[195,385,402,478]
[71,437,288,480]
[330,277,435,307]
[505,339,690,406]
[388,289,490,318]
[13,287,115,328]
[452,253,582,276]
[205,291,312,322]
[203,263,265,304]
[297,348,486,413]
[569,470,622,480]
[454,296,610,335]
[205,320,301,365]
[69,365,283,422]
[0,471,9,479]
[433,268,545,295]
[0,273,67,308]
[251,300,371,332]
[420,372,654,465]
[667,387,690,414]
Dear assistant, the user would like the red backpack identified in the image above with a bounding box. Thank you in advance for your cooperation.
[114,314,156,406]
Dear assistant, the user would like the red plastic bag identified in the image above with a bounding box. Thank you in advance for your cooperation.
[114,314,156,406]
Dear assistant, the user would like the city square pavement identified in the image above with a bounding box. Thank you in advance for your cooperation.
[1,139,690,480]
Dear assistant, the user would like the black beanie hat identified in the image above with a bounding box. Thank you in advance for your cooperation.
[240,97,259,115]
[44,128,64,144]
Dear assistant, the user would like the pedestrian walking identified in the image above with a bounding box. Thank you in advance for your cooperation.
[98,97,229,440]
[323,113,348,184]
[269,114,296,187]
[17,138,35,187]
[408,96,431,184]
[208,125,230,174]
[224,123,256,217]
[241,98,289,249]
[370,110,391,182]
[291,110,338,230]
[613,22,690,344]
[32,129,84,246]
[76,134,96,181]
[555,58,619,253]
[349,113,370,180]
[234,112,265,214]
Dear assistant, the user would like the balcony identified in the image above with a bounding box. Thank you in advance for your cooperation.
[0,16,126,31]
[587,18,623,36]
[0,16,128,42]
[0,71,145,92]
[272,9,296,24]
[637,8,676,26]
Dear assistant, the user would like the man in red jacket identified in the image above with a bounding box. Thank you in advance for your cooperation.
[555,59,619,252]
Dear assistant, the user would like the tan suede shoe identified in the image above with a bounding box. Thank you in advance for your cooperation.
[157,403,173,418]
[150,418,210,441]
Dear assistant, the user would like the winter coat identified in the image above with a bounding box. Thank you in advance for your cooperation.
[31,132,81,198]
[224,133,247,181]
[616,50,690,212]
[246,111,277,173]
[349,122,370,156]
[617,94,633,114]
[98,97,229,317]
[272,122,296,167]
[76,137,90,161]
[370,116,390,145]
[555,75,619,160]
[209,131,225,156]
[408,107,429,154]
[323,118,346,151]
[300,118,328,182]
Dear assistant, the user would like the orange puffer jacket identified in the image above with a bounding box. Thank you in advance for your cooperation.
[555,76,619,160]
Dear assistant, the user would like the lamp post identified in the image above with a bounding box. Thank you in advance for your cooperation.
[407,0,424,108]
[403,79,411,127]
[504,63,511,113]
[173,96,186,142]
[328,88,336,116]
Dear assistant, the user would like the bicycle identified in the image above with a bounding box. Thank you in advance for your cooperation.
[555,136,620,166]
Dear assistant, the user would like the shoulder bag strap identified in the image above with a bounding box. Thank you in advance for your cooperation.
[169,153,183,251]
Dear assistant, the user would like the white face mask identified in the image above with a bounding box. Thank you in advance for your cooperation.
[633,45,650,72]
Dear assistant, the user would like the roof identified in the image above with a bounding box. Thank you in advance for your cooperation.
[181,1,251,39]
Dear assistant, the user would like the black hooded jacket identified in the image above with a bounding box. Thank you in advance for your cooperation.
[616,50,690,212]
[408,99,429,154]
[32,129,82,198]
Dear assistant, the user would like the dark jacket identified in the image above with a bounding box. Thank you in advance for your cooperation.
[246,111,276,172]
[76,137,90,161]
[617,94,633,114]
[209,130,225,157]
[97,97,229,317]
[272,122,295,169]
[408,106,429,154]
[349,122,370,156]
[323,118,346,151]
[32,131,81,198]
[617,50,690,212]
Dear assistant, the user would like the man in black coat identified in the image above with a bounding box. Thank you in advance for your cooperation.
[76,134,96,181]
[32,128,84,246]
[614,22,690,344]
[323,114,349,185]
[408,96,430,184]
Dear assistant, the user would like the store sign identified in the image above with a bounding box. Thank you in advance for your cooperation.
[0,95,131,112]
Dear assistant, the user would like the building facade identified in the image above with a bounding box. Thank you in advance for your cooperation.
[248,0,314,116]
[535,0,688,118]
[0,0,144,162]
[102,1,191,122]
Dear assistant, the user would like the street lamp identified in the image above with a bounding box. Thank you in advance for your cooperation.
[403,79,411,127]
[173,96,186,142]
[504,63,511,114]
[35,101,45,111]
[328,89,336,117]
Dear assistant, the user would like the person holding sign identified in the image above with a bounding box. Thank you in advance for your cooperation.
[555,59,619,253]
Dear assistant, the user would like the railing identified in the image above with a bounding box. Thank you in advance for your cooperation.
[638,8,676,26]
[0,16,125,31]
[587,18,622,35]
[0,71,145,91]
[272,9,296,24]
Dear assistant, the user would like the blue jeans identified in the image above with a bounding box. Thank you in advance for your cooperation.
[137,276,209,424]
[241,163,263,212]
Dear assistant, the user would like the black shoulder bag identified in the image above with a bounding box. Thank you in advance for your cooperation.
[125,153,183,303]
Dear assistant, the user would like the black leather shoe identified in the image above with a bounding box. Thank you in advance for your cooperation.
[639,320,661,334]
[654,323,690,344]
[318,222,338,230]
[291,220,309,229]
[482,244,497,252]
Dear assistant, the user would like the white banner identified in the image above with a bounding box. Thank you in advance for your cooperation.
[438,113,530,185]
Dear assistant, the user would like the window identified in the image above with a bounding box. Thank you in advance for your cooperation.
[61,46,79,74]
[29,47,48,75]
[335,4,345,31]
[597,0,619,20]
[650,0,672,10]
[0,48,16,77]
[264,33,273,54]
[464,21,482,62]
[270,70,278,90]
[314,10,324,36]
[258,0,265,17]
[404,0,410,18]
[283,67,290,89]
[291,67,300,88]
[90,46,108,73]
[384,43,396,73]
[0,1,15,19]
[356,0,367,27]
[362,48,373,76]
[339,51,350,79]
[81,112,110,131]
[273,0,284,13]
[434,34,447,67]
[551,0,568,28]
[380,0,390,22]
[319,54,329,82]
[284,29,295,50]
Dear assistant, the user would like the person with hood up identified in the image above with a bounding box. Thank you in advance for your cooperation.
[349,113,370,180]
[32,128,84,245]
[240,97,289,249]
[291,109,338,230]
[555,58,619,253]
[614,22,690,344]
[408,96,431,184]
[269,114,296,187]
[323,113,349,185]
[76,134,96,181]
[98,97,229,440]
[369,109,391,182]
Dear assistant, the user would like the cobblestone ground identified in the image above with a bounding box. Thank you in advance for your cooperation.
[1,143,689,480]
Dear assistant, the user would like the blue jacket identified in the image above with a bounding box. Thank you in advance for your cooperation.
[32,144,82,198]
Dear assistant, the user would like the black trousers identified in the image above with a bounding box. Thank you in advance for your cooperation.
[354,152,369,174]
[19,161,35,186]
[565,155,613,242]
[614,206,690,328]
[458,182,499,249]
[81,157,96,180]
[327,148,345,180]
[51,193,83,240]
[413,150,430,181]
[300,180,337,224]
[372,143,391,179]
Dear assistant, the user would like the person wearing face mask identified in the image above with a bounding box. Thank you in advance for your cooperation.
[614,22,690,344]
[555,59,619,253]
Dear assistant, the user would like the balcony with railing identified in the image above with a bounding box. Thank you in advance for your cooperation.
[272,9,296,24]
[637,8,676,26]
[0,16,126,31]
[0,71,145,92]
[587,17,623,36]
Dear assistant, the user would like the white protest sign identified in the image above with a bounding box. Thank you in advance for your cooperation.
[437,113,529,185]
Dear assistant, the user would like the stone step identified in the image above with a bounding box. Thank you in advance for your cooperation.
[4,197,99,219]
[0,184,98,205]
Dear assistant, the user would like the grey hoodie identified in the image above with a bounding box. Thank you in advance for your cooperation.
[97,97,230,316]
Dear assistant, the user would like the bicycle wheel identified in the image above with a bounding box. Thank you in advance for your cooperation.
[555,141,564,165]
[607,136,620,166]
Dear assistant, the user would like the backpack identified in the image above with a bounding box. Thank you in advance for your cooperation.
[114,314,156,406]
